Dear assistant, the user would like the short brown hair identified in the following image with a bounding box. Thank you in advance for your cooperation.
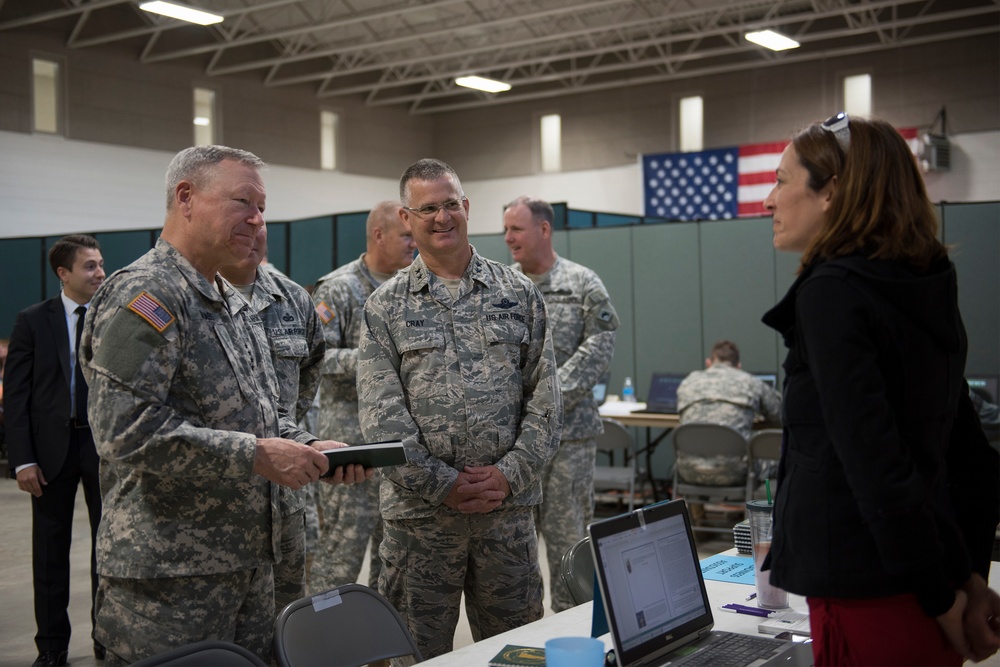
[711,340,740,365]
[48,234,100,276]
[796,116,946,272]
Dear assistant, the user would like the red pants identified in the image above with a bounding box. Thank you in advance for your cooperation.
[807,595,962,666]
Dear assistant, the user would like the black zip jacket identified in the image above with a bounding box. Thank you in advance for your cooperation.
[762,254,999,617]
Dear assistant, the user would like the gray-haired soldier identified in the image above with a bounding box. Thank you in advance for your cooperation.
[676,340,782,486]
[357,159,562,660]
[219,225,326,615]
[503,196,618,613]
[80,145,371,665]
[310,200,416,592]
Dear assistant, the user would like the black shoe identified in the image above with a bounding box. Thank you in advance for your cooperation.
[94,642,107,660]
[31,651,68,667]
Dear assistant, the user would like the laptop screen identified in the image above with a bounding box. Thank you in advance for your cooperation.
[646,373,685,413]
[968,375,999,403]
[752,372,778,390]
[593,371,611,405]
[589,500,714,667]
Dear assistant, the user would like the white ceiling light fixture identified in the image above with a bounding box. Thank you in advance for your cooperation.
[139,1,224,26]
[455,75,511,93]
[745,30,800,51]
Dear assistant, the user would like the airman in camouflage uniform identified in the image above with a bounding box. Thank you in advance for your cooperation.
[676,340,782,485]
[358,160,562,660]
[80,145,368,666]
[220,226,326,615]
[504,196,618,612]
[310,201,416,594]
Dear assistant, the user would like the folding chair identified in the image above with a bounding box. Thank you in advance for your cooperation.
[559,536,595,606]
[273,584,423,666]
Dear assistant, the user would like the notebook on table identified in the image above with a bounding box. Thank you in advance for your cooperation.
[630,373,685,414]
[588,499,810,667]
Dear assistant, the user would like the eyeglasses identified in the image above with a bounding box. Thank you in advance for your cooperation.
[402,197,467,218]
[821,111,850,151]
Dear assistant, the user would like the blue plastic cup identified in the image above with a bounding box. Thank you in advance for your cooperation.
[545,636,605,667]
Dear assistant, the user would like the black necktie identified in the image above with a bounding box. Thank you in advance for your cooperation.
[75,305,88,424]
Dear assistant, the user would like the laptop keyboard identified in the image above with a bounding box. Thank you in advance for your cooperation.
[678,632,784,667]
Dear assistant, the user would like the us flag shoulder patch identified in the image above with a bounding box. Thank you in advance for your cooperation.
[128,292,175,333]
[315,301,336,324]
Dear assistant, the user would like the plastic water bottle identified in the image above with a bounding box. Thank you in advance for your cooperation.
[622,376,636,402]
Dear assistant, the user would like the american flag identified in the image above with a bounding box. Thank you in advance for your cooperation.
[643,142,786,221]
[128,292,175,332]
[644,129,919,221]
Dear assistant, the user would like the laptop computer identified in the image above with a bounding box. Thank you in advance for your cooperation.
[588,500,809,667]
[631,373,686,414]
[752,372,778,391]
[593,372,611,405]
[967,374,999,403]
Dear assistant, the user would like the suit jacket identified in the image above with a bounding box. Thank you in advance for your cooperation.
[5,296,77,478]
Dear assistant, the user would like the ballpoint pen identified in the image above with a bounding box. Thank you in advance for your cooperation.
[746,592,757,601]
[719,603,774,618]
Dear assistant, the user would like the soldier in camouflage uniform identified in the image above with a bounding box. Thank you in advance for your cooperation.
[80,145,369,666]
[220,225,326,615]
[503,196,618,612]
[358,159,562,660]
[310,200,416,593]
[676,340,782,486]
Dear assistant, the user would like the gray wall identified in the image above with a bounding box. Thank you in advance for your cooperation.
[1,26,995,182]
[0,27,433,178]
[434,35,1000,180]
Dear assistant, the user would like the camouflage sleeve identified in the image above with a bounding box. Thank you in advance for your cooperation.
[81,276,257,478]
[759,382,783,425]
[557,273,618,410]
[357,295,459,505]
[295,291,325,425]
[312,277,359,383]
[494,282,563,498]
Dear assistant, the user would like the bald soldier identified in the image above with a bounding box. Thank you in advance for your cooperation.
[310,201,416,592]
[80,145,371,665]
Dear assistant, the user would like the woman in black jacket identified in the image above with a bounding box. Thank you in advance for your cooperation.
[761,114,999,666]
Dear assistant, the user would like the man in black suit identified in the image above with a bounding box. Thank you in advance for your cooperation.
[5,234,107,667]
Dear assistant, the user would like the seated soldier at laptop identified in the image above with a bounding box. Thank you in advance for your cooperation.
[676,340,782,488]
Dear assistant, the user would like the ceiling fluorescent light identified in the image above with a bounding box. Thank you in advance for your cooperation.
[193,117,210,126]
[140,1,224,26]
[455,76,511,93]
[745,30,800,51]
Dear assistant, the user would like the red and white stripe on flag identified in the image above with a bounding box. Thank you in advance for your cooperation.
[735,128,920,218]
[737,141,788,217]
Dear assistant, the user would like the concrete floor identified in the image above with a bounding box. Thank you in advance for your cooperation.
[0,478,732,666]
